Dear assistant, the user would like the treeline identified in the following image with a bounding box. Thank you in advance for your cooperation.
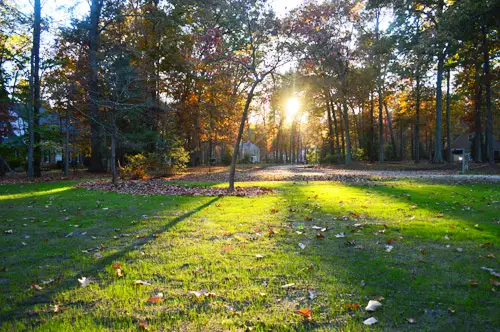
[0,0,498,183]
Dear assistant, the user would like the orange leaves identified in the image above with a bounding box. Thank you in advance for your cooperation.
[386,238,396,244]
[304,217,313,221]
[270,208,278,213]
[138,321,149,329]
[344,303,360,309]
[147,296,162,303]
[31,283,42,290]
[221,246,233,252]
[295,308,312,320]
[112,263,121,270]
[316,233,325,239]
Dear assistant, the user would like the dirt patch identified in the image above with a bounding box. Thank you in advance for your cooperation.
[75,179,274,197]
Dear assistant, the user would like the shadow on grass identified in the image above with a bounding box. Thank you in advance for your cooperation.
[0,193,220,327]
[270,183,500,330]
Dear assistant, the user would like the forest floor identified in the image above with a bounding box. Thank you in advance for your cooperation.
[1,179,499,331]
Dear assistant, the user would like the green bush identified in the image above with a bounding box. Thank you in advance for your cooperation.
[320,154,339,164]
[120,153,151,179]
[221,149,232,166]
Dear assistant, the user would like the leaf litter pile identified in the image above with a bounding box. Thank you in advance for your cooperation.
[76,179,273,197]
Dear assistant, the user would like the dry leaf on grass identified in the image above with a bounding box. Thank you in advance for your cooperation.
[134,280,151,286]
[295,308,312,320]
[365,300,383,312]
[363,317,378,325]
[78,277,91,287]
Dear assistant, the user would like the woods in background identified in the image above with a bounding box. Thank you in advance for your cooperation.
[0,0,498,182]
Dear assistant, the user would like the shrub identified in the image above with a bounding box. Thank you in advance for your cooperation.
[120,153,151,179]
[320,153,339,164]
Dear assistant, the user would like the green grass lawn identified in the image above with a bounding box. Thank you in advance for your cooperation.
[1,180,499,331]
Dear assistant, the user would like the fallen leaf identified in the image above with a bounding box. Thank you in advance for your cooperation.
[188,289,216,298]
[281,283,295,289]
[221,246,233,252]
[31,283,42,290]
[385,245,393,252]
[335,232,345,238]
[147,296,162,303]
[295,308,312,320]
[363,317,378,325]
[268,229,275,235]
[489,279,500,287]
[298,243,306,250]
[448,307,456,313]
[138,321,149,329]
[407,317,416,324]
[78,277,91,287]
[133,280,151,286]
[386,238,395,244]
[94,252,103,259]
[316,233,325,239]
[344,303,360,309]
[255,254,265,259]
[308,289,316,300]
[112,263,121,269]
[481,242,492,248]
[436,212,444,217]
[365,300,382,312]
[116,269,124,277]
[468,280,480,287]
[270,208,278,213]
[304,217,313,221]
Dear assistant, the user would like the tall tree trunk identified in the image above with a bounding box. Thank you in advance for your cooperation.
[369,91,375,163]
[342,102,352,164]
[338,103,346,161]
[445,68,452,162]
[378,87,384,162]
[228,80,258,191]
[482,25,494,165]
[64,94,70,176]
[474,45,483,163]
[325,91,335,157]
[111,114,117,184]
[384,103,397,160]
[33,0,41,177]
[414,16,421,164]
[88,0,105,172]
[329,98,341,161]
[28,0,41,179]
[433,49,445,163]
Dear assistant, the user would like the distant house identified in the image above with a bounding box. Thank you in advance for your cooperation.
[239,141,260,163]
[449,133,500,161]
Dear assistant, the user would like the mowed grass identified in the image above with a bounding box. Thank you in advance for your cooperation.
[0,180,499,331]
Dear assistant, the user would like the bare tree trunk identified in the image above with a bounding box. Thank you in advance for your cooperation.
[384,103,397,160]
[433,49,444,163]
[445,68,452,162]
[88,0,105,172]
[474,45,483,163]
[64,96,70,176]
[378,86,384,162]
[28,0,41,179]
[228,81,258,191]
[111,114,117,185]
[342,102,352,164]
[329,98,341,161]
[325,91,335,156]
[369,91,375,163]
[482,25,494,165]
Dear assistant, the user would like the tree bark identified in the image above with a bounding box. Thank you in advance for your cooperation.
[482,25,494,165]
[88,0,105,172]
[28,0,41,179]
[228,80,258,191]
[474,45,483,163]
[369,91,375,163]
[384,103,397,160]
[329,98,341,161]
[378,86,384,162]
[342,102,352,164]
[111,114,117,184]
[325,91,335,157]
[433,49,444,163]
[445,68,452,162]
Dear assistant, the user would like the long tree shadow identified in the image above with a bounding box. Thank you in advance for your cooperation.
[0,188,220,327]
[270,182,500,330]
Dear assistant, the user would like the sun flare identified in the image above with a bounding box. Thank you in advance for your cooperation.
[285,97,300,121]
